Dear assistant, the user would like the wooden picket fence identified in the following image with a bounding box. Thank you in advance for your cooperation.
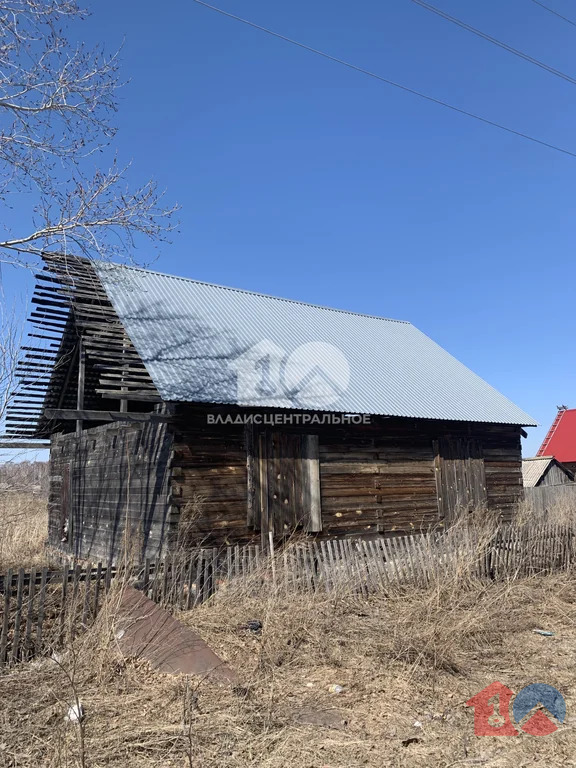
[0,562,115,667]
[0,521,575,668]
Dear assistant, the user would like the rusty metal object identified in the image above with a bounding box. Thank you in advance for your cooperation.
[115,586,237,683]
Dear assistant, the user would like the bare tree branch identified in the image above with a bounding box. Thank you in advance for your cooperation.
[0,302,22,429]
[0,1,178,267]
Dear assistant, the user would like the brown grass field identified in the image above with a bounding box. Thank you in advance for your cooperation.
[0,493,575,767]
[0,492,50,571]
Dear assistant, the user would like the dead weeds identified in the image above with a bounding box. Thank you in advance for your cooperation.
[1,570,575,767]
[0,492,51,570]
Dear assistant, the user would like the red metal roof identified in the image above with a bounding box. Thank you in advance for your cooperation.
[537,408,576,463]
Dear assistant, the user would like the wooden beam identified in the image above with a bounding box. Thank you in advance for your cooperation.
[0,441,50,449]
[76,339,85,436]
[94,390,161,402]
[245,424,257,529]
[44,409,172,423]
[303,434,322,533]
[28,333,61,342]
[56,341,79,411]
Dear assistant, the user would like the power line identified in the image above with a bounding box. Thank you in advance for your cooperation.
[191,0,576,159]
[410,0,576,86]
[529,0,576,28]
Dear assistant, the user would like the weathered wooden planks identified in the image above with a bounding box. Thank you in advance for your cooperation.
[1,522,573,668]
[8,253,162,441]
[164,404,524,547]
[49,420,174,563]
[0,563,114,666]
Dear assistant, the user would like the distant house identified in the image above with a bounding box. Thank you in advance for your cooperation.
[537,407,576,475]
[4,254,536,564]
[522,456,574,488]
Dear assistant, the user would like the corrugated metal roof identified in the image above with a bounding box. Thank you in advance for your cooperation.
[522,457,554,487]
[94,262,536,425]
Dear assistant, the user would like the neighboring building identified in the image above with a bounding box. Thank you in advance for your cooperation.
[4,254,536,564]
[537,407,576,475]
[521,456,574,488]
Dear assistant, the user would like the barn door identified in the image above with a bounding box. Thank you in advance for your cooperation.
[246,429,321,541]
[434,438,487,524]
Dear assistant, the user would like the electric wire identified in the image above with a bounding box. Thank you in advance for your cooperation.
[410,0,576,86]
[191,0,576,159]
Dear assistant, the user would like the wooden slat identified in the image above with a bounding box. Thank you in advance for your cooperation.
[0,570,13,665]
[0,441,50,449]
[82,563,93,625]
[186,555,195,610]
[245,424,257,529]
[10,569,25,664]
[93,562,103,613]
[303,434,322,532]
[23,568,37,658]
[3,526,576,668]
[44,409,171,423]
[35,568,48,652]
[194,552,204,607]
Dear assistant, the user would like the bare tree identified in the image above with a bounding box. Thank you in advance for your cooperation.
[0,0,177,267]
[0,459,48,492]
[0,304,22,430]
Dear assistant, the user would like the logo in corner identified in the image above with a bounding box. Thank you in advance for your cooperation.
[466,681,565,736]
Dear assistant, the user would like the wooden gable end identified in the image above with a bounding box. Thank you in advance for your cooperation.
[8,253,162,440]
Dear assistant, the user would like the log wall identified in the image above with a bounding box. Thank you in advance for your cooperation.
[170,407,248,546]
[170,405,524,544]
[48,404,524,558]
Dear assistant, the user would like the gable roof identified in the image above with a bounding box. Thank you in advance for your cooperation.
[88,261,536,425]
[522,456,574,487]
[537,408,576,463]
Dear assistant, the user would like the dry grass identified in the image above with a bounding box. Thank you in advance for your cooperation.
[0,492,50,570]
[1,560,576,767]
[1,499,576,765]
[517,485,576,526]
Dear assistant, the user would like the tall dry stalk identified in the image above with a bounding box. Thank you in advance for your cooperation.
[0,492,49,569]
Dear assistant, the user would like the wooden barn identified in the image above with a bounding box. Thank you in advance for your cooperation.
[5,254,536,564]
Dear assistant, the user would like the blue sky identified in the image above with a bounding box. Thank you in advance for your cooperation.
[3,0,575,456]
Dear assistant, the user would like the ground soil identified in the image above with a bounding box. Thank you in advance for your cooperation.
[1,574,575,767]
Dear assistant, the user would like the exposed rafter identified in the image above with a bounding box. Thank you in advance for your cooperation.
[7,253,161,439]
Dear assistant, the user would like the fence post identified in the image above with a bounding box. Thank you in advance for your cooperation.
[25,568,38,657]
[82,563,93,626]
[11,568,25,664]
[35,568,48,654]
[0,569,13,666]
[209,548,218,599]
[143,559,151,596]
[268,532,276,590]
[93,562,103,615]
[194,551,204,606]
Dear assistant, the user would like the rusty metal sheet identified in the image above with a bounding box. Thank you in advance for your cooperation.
[115,586,237,684]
